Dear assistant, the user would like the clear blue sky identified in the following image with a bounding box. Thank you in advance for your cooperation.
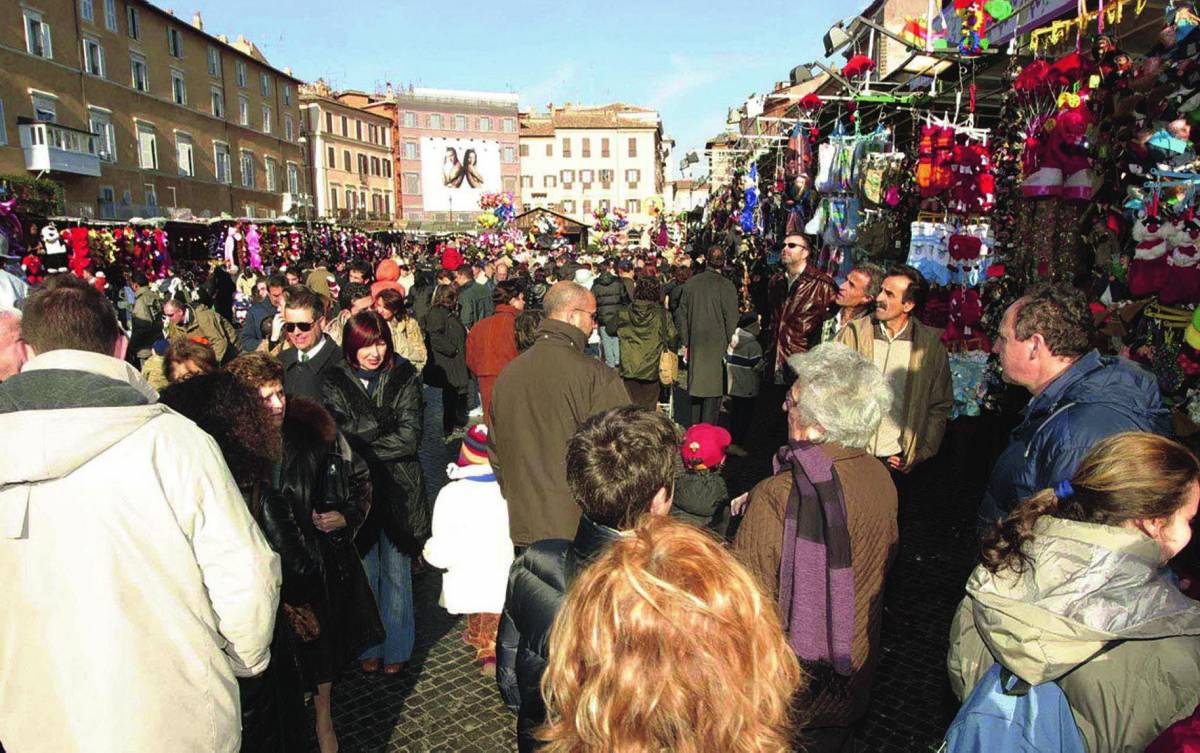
[186,0,848,176]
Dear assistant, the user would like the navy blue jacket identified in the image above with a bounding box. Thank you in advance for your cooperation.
[239,299,276,352]
[979,350,1171,527]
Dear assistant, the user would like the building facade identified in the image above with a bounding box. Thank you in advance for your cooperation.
[518,103,668,228]
[300,81,394,226]
[0,1,305,220]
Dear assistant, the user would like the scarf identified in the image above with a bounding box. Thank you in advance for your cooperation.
[353,365,384,398]
[774,441,856,676]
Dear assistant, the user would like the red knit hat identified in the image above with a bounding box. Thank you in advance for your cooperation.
[681,424,731,471]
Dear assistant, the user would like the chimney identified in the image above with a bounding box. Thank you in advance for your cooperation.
[192,11,203,30]
[237,34,247,44]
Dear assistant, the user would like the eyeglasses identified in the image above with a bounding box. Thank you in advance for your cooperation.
[574,308,597,321]
[283,321,316,333]
[783,242,810,250]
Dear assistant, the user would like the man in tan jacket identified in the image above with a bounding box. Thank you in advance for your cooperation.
[837,264,952,473]
[163,297,239,363]
[487,281,630,546]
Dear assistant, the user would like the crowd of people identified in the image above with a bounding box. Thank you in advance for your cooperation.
[2,227,1200,753]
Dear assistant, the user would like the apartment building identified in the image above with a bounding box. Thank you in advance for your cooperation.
[300,81,394,226]
[353,87,520,225]
[0,1,305,220]
[518,103,668,227]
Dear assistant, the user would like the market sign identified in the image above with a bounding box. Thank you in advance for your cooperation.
[937,0,1076,49]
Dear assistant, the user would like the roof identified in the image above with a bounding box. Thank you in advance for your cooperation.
[512,207,588,230]
[706,132,739,147]
[519,119,555,137]
[517,103,661,135]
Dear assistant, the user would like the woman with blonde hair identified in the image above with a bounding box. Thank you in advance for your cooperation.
[538,516,803,753]
[948,432,1200,753]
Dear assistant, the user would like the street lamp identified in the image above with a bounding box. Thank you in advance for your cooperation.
[297,134,312,233]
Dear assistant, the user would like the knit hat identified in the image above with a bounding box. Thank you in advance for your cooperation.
[681,424,732,471]
[441,247,465,272]
[375,258,400,282]
[457,424,490,466]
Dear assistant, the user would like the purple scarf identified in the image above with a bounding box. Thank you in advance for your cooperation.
[774,441,855,676]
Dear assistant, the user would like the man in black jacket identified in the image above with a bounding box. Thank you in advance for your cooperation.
[279,285,340,402]
[590,260,630,368]
[496,406,680,752]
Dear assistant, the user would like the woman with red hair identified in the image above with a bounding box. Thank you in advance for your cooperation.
[321,310,428,675]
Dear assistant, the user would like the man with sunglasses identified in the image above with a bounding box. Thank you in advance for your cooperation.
[767,234,837,385]
[279,286,340,402]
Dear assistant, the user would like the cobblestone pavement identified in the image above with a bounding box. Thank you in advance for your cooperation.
[329,395,1003,752]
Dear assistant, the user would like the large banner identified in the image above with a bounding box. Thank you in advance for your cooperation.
[420,137,502,211]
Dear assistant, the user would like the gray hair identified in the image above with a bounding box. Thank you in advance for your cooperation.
[785,343,892,449]
[851,263,887,300]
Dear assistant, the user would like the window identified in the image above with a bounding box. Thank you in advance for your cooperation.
[24,10,52,59]
[167,27,183,58]
[326,146,335,167]
[238,95,249,126]
[479,117,492,132]
[370,156,380,176]
[520,176,533,188]
[543,175,557,188]
[262,106,272,134]
[260,73,271,97]
[404,173,420,193]
[130,54,149,92]
[625,168,641,185]
[601,138,610,158]
[580,169,593,185]
[502,118,516,133]
[355,120,362,140]
[519,143,529,157]
[126,5,139,39]
[88,108,114,161]
[599,169,612,187]
[583,200,592,215]
[402,111,415,127]
[342,150,351,171]
[560,169,574,187]
[627,199,641,213]
[368,124,377,143]
[283,115,293,141]
[175,133,194,176]
[546,143,553,156]
[81,0,94,23]
[207,46,220,76]
[357,154,368,174]
[282,84,292,107]
[599,199,610,212]
[325,112,333,133]
[503,146,516,164]
[235,60,246,88]
[264,157,277,192]
[382,160,392,178]
[403,142,417,159]
[563,199,575,214]
[82,37,105,77]
[428,114,443,129]
[340,115,347,135]
[144,183,158,208]
[345,188,354,209]
[104,0,117,30]
[628,137,638,157]
[32,94,57,123]
[210,87,224,118]
[286,163,299,194]
[384,193,391,217]
[562,138,571,157]
[170,70,186,105]
[454,115,466,131]
[329,186,339,210]
[582,138,591,158]
[240,150,255,188]
[136,123,158,169]
[214,143,231,183]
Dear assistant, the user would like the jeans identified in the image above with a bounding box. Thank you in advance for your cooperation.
[359,535,415,664]
[599,329,621,368]
[420,384,447,501]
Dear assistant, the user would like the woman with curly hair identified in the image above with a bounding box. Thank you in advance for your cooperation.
[538,516,803,753]
[949,432,1200,753]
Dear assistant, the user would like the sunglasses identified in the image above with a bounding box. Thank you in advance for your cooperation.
[783,242,809,250]
[283,321,316,333]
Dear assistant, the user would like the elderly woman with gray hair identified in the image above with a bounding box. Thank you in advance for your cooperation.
[732,342,897,753]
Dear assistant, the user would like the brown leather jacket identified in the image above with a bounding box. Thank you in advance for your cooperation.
[767,268,837,378]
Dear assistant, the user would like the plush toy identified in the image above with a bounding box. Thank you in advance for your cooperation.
[223,226,238,267]
[21,251,44,285]
[841,55,876,79]
[245,224,262,272]
[1162,216,1200,304]
[154,228,171,278]
[1055,97,1096,201]
[40,224,69,274]
[1128,212,1175,297]
[63,226,92,278]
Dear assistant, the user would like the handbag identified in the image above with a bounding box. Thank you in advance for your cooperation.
[282,602,321,643]
[658,311,678,386]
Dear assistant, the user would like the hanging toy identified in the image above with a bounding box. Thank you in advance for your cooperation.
[959,0,989,56]
[902,16,930,48]
[841,55,876,78]
[245,223,262,272]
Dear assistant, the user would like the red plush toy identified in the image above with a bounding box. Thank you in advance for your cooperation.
[841,55,876,78]
[63,226,92,278]
[21,253,44,285]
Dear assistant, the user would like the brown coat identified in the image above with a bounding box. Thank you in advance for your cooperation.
[487,319,631,546]
[768,267,837,378]
[733,444,898,730]
[465,303,520,419]
[836,315,953,469]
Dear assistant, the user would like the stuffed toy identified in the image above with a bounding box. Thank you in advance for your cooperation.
[21,251,44,285]
[1128,212,1175,297]
[154,228,171,278]
[245,224,262,272]
[63,226,92,278]
[40,224,69,274]
[1055,96,1096,201]
[841,55,875,79]
[1162,216,1200,304]
[223,226,238,267]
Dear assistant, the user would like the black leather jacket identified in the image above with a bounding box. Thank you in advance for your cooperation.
[496,516,624,752]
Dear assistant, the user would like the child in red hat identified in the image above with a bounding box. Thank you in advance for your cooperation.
[671,423,732,533]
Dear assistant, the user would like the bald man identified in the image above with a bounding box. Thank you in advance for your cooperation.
[487,281,631,545]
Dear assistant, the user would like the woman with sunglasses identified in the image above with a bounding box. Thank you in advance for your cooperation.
[321,310,429,676]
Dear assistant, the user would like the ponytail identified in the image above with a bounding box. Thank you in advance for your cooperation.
[980,489,1062,574]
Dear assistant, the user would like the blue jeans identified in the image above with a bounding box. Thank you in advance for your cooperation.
[359,536,415,664]
[599,329,620,368]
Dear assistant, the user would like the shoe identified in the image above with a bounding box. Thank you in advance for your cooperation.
[360,658,381,673]
[726,444,748,458]
[479,658,497,677]
[382,662,407,675]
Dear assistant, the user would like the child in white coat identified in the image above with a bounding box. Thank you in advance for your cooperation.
[422,424,513,674]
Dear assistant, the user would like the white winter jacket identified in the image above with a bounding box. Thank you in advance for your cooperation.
[423,463,514,614]
[0,350,282,753]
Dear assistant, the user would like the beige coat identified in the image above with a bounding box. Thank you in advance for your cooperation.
[836,316,953,467]
[947,518,1200,753]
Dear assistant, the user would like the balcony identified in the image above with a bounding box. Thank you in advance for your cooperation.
[18,118,102,177]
